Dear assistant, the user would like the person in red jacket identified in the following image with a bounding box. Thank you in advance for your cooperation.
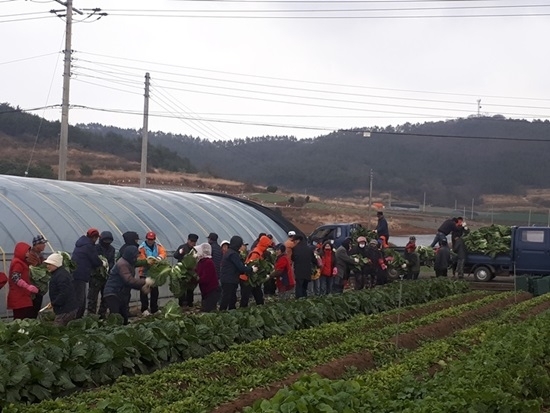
[269,244,295,300]
[196,243,221,312]
[8,242,39,319]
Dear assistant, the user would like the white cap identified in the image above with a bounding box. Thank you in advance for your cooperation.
[221,239,230,246]
[44,253,63,268]
[288,230,296,237]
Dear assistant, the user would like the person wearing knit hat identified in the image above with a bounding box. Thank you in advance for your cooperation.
[71,229,103,318]
[44,253,79,326]
[27,234,49,318]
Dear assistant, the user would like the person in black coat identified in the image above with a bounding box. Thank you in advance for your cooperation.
[219,236,256,310]
[208,232,223,278]
[87,230,116,318]
[434,239,451,277]
[104,246,153,324]
[375,212,390,247]
[174,233,199,307]
[117,231,140,260]
[430,217,463,248]
[292,235,318,299]
[44,253,79,326]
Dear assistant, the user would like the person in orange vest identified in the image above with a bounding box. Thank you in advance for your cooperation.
[240,235,272,307]
[138,231,167,316]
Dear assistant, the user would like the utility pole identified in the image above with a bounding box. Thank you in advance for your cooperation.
[140,72,150,188]
[56,0,83,181]
[477,99,482,117]
[471,198,474,220]
[368,169,373,228]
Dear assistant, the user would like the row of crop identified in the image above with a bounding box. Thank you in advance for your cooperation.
[6,289,520,413]
[244,293,550,413]
[0,279,468,405]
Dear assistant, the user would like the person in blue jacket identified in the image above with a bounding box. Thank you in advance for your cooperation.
[71,228,103,319]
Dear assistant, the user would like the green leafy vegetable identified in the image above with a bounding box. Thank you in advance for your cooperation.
[29,265,50,295]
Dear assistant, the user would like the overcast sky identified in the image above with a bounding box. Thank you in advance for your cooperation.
[2,0,550,140]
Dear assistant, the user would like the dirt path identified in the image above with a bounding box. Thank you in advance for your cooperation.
[211,292,532,413]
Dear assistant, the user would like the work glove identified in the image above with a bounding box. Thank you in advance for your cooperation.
[141,285,151,295]
[16,278,39,294]
[102,259,109,270]
[252,265,259,273]
[401,263,407,269]
[145,277,155,287]
[354,258,360,264]
[178,248,184,255]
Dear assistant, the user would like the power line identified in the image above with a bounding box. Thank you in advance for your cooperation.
[104,11,550,19]
[104,4,550,13]
[0,51,60,65]
[71,104,341,131]
[151,86,232,140]
[73,60,550,112]
[76,51,550,103]
[153,86,233,140]
[0,104,61,115]
[0,14,57,23]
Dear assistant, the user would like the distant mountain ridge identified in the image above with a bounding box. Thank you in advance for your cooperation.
[2,102,550,206]
[82,116,550,206]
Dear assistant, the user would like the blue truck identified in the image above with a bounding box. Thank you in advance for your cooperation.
[307,223,364,248]
[466,226,550,282]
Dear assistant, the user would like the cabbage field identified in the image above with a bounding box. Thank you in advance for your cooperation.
[4,279,550,413]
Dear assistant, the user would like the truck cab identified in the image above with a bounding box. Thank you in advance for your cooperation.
[308,223,363,249]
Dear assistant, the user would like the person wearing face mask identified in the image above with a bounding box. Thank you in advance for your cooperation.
[349,236,369,290]
[319,241,336,295]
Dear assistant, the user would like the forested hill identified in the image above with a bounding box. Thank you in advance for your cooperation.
[2,101,550,205]
[0,103,195,176]
[83,116,550,205]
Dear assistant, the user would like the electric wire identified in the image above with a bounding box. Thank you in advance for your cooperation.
[0,51,60,66]
[151,89,229,140]
[152,85,233,140]
[71,104,341,131]
[25,31,65,176]
[74,60,550,112]
[77,51,550,103]
[71,60,550,120]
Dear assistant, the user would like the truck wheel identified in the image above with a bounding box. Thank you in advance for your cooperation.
[473,266,493,282]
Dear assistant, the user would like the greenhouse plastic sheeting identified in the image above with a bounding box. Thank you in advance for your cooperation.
[0,175,291,254]
[0,175,296,317]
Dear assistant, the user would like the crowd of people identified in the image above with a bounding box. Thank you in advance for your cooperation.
[1,223,401,324]
[0,213,469,324]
